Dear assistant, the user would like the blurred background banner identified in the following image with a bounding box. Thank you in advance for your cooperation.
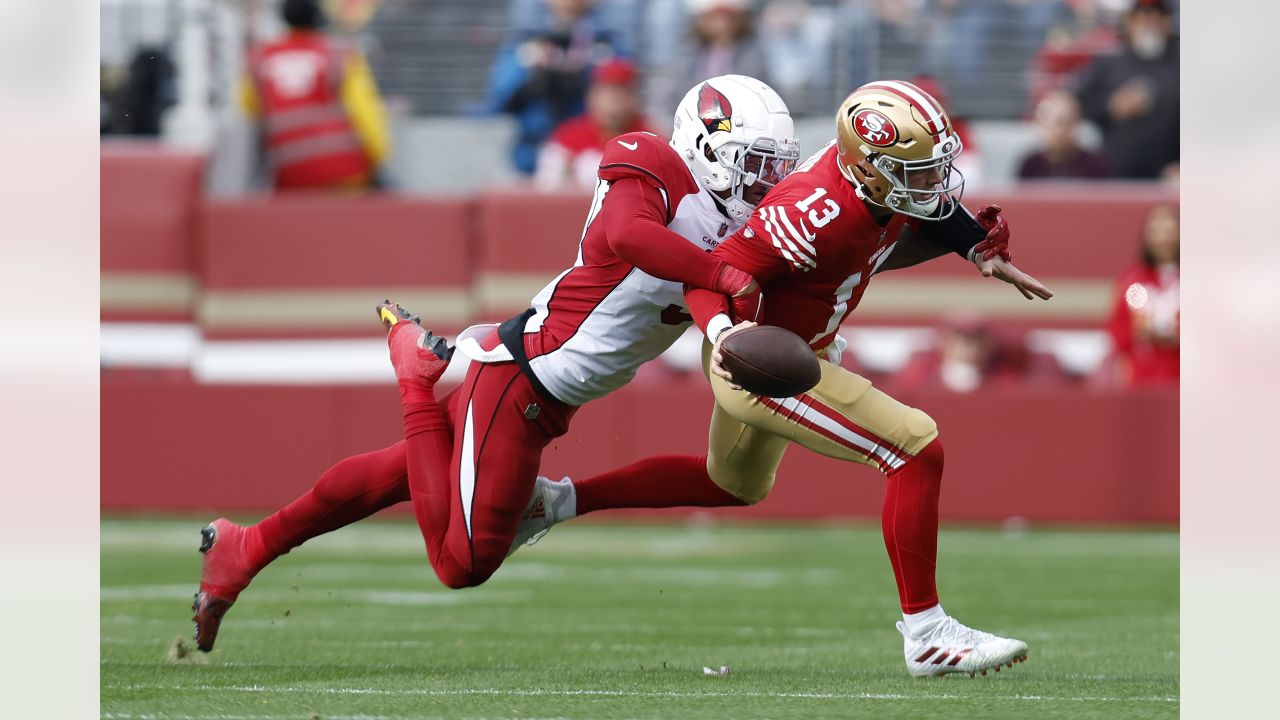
[100,0,1179,523]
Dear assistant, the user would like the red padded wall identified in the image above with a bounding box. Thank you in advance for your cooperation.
[101,372,1177,524]
[101,143,206,321]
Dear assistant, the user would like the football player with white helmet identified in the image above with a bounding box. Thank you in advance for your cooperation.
[191,75,798,652]
[524,80,1050,678]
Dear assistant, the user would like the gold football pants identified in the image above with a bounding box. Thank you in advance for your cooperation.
[702,341,939,503]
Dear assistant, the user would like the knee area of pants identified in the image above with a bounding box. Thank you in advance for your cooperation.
[903,408,938,447]
[708,470,772,506]
[438,570,492,590]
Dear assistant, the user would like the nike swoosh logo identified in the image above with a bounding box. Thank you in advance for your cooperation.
[618,140,638,150]
[797,218,817,243]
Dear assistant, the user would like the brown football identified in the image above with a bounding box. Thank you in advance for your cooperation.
[719,325,821,398]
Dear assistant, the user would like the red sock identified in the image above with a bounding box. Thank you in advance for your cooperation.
[882,437,944,614]
[251,442,410,568]
[575,455,745,515]
[402,398,454,542]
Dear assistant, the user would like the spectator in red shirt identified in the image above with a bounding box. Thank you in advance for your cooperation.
[1106,204,1179,387]
[535,58,655,189]
[1017,90,1111,180]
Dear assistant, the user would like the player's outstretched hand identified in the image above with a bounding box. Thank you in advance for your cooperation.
[975,255,1054,301]
[710,321,758,391]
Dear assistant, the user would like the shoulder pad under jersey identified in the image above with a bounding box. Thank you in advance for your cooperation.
[598,132,700,203]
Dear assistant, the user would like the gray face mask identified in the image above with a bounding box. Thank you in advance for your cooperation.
[1132,27,1167,60]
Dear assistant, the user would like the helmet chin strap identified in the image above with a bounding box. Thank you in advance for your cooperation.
[703,179,753,223]
[701,161,756,223]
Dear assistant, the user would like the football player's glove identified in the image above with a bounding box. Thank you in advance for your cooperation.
[972,205,1012,263]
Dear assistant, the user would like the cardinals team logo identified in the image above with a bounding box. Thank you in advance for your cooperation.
[698,83,733,134]
[852,108,898,147]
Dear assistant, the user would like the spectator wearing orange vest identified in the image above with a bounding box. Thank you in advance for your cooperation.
[241,0,389,191]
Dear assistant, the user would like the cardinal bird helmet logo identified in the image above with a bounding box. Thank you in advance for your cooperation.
[698,83,733,134]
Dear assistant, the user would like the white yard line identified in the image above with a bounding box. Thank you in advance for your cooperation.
[103,715,571,720]
[99,585,529,605]
[103,683,1178,703]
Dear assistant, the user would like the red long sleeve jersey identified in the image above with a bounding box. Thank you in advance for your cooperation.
[700,141,920,351]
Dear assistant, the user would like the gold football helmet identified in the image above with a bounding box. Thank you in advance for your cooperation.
[834,80,965,220]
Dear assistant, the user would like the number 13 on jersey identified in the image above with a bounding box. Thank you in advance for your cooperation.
[796,188,840,228]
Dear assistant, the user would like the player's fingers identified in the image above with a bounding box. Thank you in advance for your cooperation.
[710,361,735,383]
[1015,270,1054,299]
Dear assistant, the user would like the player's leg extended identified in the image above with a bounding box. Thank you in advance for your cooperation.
[192,379,463,652]
[573,452,748,516]
[708,345,1026,676]
[508,404,765,555]
[420,360,575,587]
[536,347,786,525]
[708,349,941,609]
[380,297,578,587]
[251,385,460,563]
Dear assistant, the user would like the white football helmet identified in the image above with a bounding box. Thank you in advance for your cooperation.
[671,75,799,223]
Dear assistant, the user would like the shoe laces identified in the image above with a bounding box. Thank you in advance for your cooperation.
[524,527,552,547]
[932,616,998,646]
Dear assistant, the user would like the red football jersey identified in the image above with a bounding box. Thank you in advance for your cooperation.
[712,140,919,351]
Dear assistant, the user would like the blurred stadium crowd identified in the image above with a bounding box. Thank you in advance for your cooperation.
[100,0,1179,392]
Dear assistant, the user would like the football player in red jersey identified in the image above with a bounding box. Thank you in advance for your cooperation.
[191,76,799,652]
[522,81,1051,677]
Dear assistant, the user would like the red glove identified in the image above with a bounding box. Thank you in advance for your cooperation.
[711,262,757,297]
[972,205,1012,263]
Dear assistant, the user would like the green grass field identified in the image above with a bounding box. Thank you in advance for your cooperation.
[101,518,1178,720]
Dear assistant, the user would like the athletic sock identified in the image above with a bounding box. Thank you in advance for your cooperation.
[399,379,434,407]
[251,442,411,568]
[881,437,945,614]
[401,397,454,543]
[574,455,745,515]
[902,604,947,638]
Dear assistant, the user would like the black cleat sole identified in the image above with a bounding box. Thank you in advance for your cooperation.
[421,332,455,362]
[199,524,216,554]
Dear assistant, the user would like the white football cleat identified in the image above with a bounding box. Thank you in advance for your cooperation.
[897,616,1028,678]
[507,476,576,557]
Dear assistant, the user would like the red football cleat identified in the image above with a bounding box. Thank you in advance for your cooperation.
[376,300,453,389]
[192,518,259,652]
